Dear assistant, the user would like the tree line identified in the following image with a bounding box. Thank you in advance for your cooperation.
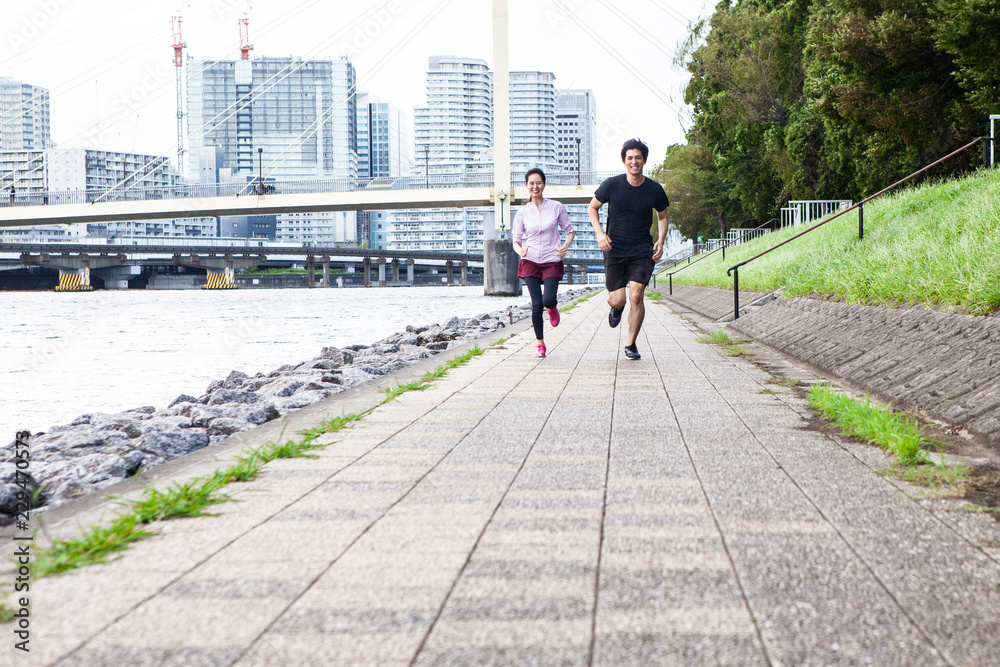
[654,0,1000,242]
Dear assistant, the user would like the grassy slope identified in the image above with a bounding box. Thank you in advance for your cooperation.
[669,168,1000,314]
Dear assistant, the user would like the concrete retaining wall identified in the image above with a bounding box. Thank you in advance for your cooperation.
[664,286,1000,446]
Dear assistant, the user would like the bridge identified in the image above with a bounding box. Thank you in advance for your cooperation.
[0,172,610,228]
[3,239,599,291]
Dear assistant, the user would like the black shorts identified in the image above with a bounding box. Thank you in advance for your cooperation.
[604,254,655,291]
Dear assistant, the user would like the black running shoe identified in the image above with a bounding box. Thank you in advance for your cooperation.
[609,306,623,328]
[625,344,641,360]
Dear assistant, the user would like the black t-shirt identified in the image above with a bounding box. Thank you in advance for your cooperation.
[594,174,670,258]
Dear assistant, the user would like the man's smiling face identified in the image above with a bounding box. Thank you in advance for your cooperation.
[624,149,646,176]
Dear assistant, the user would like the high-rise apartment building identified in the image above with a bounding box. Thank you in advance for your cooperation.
[187,56,358,244]
[413,56,493,176]
[393,59,602,263]
[509,71,558,170]
[556,90,596,175]
[0,77,51,152]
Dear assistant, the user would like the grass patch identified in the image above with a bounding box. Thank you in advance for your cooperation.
[766,377,799,387]
[35,514,156,578]
[491,337,508,346]
[645,289,664,300]
[809,384,930,465]
[888,460,968,495]
[559,290,599,313]
[382,380,431,402]
[669,168,1000,314]
[697,328,749,356]
[697,329,738,345]
[0,600,15,623]
[15,343,491,585]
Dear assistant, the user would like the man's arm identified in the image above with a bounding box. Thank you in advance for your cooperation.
[651,207,669,261]
[588,197,612,253]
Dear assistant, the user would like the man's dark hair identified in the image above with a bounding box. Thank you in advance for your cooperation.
[620,138,649,162]
[524,167,546,184]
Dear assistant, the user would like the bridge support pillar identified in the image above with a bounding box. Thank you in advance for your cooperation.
[446,260,454,286]
[566,265,574,285]
[579,264,587,285]
[56,266,93,291]
[204,267,237,289]
[460,261,468,286]
[321,255,330,287]
[378,257,386,287]
[484,239,520,296]
[392,258,400,283]
[306,255,315,288]
[406,259,414,285]
[363,257,371,287]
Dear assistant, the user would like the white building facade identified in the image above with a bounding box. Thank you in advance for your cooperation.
[556,89,597,176]
[187,56,358,245]
[0,77,51,153]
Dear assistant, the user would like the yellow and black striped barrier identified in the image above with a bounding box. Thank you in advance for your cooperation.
[203,271,238,289]
[54,272,93,291]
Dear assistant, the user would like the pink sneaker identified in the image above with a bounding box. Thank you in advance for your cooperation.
[548,307,560,327]
[535,343,546,358]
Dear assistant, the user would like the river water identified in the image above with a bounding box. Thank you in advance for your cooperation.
[2,287,529,441]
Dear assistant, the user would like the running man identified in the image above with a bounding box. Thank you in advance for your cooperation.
[588,138,670,360]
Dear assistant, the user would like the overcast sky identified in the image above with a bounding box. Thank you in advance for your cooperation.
[2,0,708,173]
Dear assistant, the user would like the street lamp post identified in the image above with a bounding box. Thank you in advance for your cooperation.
[575,137,581,185]
[257,148,263,195]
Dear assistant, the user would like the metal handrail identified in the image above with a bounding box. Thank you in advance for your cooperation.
[725,136,994,320]
[656,218,776,294]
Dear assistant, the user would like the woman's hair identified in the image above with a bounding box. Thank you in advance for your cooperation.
[524,167,546,184]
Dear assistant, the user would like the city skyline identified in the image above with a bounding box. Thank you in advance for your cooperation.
[1,0,705,172]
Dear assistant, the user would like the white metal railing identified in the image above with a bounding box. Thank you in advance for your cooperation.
[726,227,770,244]
[780,200,852,228]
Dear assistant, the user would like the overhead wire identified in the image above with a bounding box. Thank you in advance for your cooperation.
[594,0,679,61]
[7,0,388,194]
[261,0,455,179]
[559,7,690,121]
[646,0,693,28]
[93,0,403,199]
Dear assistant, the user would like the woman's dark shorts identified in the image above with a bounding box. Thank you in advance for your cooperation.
[604,255,655,291]
[518,259,565,281]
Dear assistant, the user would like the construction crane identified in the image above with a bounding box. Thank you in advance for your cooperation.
[239,13,253,60]
[171,13,187,171]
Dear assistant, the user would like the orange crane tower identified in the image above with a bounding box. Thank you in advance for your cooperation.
[171,14,187,171]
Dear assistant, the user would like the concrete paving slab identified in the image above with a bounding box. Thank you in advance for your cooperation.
[8,291,1000,665]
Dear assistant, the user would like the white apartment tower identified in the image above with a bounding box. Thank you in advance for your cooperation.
[556,89,597,176]
[413,56,493,176]
[0,77,51,152]
[509,71,558,170]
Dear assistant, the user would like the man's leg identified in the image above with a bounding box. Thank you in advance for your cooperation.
[625,280,645,346]
[605,256,627,328]
[607,287,626,312]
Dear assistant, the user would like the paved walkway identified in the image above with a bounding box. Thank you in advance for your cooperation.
[17,294,1000,665]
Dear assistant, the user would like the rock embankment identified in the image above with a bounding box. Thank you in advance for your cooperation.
[0,288,595,524]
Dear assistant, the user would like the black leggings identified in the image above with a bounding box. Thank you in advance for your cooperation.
[524,276,560,341]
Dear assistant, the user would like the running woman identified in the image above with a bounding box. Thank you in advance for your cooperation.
[512,168,576,358]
